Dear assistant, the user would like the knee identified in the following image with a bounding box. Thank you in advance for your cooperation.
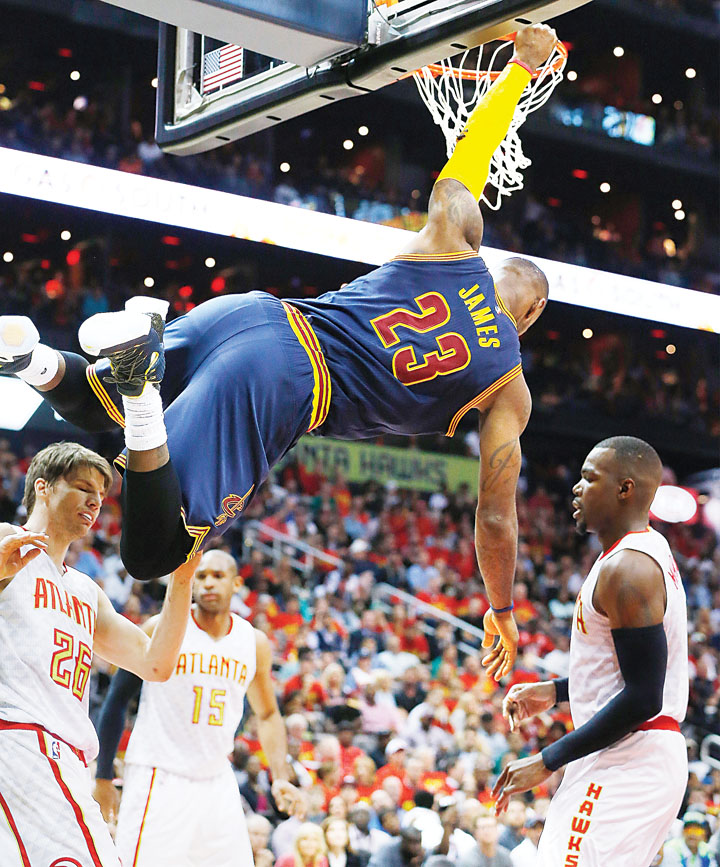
[120,546,185,582]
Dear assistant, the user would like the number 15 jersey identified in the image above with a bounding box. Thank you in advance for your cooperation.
[291,252,522,440]
[123,612,257,779]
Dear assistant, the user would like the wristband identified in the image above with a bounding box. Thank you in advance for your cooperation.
[553,677,569,704]
[491,603,514,614]
[509,58,535,76]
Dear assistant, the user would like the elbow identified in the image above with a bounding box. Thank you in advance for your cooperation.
[475,510,515,537]
[145,664,174,683]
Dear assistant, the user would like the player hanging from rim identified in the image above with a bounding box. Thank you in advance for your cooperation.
[92,549,300,867]
[0,24,557,679]
[0,441,201,867]
[494,436,689,867]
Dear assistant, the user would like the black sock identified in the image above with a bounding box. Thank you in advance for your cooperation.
[37,352,118,432]
[120,460,194,580]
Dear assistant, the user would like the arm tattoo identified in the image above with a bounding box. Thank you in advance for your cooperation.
[481,440,519,492]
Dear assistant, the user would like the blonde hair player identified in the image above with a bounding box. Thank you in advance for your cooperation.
[93,549,300,867]
[0,441,199,866]
[494,436,688,866]
[0,24,557,682]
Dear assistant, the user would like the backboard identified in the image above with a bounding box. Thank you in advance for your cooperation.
[156,0,593,156]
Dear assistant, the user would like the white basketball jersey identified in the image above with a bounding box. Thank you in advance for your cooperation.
[0,548,100,758]
[569,527,688,730]
[124,611,257,779]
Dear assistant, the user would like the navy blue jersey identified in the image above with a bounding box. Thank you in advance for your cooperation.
[291,251,522,439]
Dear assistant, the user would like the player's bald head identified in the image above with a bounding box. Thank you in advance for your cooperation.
[593,436,663,509]
[499,257,549,301]
[198,548,238,576]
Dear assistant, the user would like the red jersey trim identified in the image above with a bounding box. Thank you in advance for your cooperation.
[635,715,681,733]
[190,610,234,636]
[0,790,31,866]
[37,731,103,866]
[0,719,87,765]
[600,527,652,560]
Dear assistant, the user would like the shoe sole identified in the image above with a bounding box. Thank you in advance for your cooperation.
[0,317,39,362]
[125,296,170,320]
[78,311,153,358]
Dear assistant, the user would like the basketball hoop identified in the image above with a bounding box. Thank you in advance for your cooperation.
[413,37,568,210]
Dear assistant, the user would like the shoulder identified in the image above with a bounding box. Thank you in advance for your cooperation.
[595,547,666,625]
[598,547,664,592]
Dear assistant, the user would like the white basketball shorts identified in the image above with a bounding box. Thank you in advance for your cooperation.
[116,762,253,867]
[0,723,120,867]
[538,729,687,867]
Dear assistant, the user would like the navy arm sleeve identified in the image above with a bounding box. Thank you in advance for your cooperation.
[95,668,143,780]
[553,677,569,704]
[542,623,667,772]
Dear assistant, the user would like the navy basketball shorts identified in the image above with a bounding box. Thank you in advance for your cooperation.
[89,292,331,550]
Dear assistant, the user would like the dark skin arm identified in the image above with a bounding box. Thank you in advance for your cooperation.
[493,549,667,811]
[474,374,531,680]
[403,179,483,255]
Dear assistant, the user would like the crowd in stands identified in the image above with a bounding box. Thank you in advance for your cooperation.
[1,430,720,864]
[0,18,718,295]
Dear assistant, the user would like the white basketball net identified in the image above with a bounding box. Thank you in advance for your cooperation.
[413,39,567,210]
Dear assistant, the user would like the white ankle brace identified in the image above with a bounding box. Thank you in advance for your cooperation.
[15,344,59,387]
[122,386,167,451]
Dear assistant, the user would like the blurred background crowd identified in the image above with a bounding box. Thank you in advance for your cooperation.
[2,433,720,864]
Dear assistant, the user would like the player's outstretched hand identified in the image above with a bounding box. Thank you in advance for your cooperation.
[0,529,48,582]
[492,754,552,814]
[92,778,120,836]
[272,779,302,815]
[170,550,203,585]
[513,23,558,72]
[481,609,519,681]
[503,681,557,731]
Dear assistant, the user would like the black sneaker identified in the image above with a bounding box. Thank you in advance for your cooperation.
[79,310,165,397]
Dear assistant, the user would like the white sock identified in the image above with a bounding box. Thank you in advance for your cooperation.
[122,386,167,451]
[15,345,59,387]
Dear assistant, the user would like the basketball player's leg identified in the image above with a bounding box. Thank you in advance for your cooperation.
[538,731,686,866]
[115,765,195,867]
[187,767,253,867]
[0,728,120,866]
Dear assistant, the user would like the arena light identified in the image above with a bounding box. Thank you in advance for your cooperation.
[651,93,662,105]
[204,257,216,268]
[566,70,577,81]
[672,199,682,210]
[358,125,369,136]
[613,46,624,57]
[650,485,698,524]
[0,378,43,431]
[582,328,593,339]
[144,276,155,288]
[0,147,718,333]
[674,209,685,221]
[599,182,611,193]
[70,70,81,81]
[343,139,354,150]
[685,68,696,79]
[60,230,71,241]
[279,162,291,173]
[3,251,13,262]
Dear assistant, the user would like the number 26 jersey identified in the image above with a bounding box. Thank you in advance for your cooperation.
[291,251,522,440]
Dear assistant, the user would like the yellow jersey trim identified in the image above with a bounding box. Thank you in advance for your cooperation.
[494,286,517,329]
[86,365,125,428]
[390,252,478,262]
[445,363,523,437]
[180,507,211,560]
[282,302,332,431]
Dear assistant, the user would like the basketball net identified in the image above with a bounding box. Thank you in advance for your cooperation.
[413,38,567,210]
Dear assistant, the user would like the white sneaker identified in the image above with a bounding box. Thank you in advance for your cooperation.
[125,296,170,321]
[0,316,40,372]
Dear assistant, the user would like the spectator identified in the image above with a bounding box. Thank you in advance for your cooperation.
[459,815,513,867]
[272,792,311,859]
[497,799,526,852]
[348,803,391,858]
[509,817,544,867]
[322,817,364,867]
[249,814,276,867]
[276,823,329,867]
[368,826,425,867]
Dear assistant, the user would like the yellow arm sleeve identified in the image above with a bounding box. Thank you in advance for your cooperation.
[436,61,532,201]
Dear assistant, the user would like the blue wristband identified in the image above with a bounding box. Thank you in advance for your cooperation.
[491,603,514,614]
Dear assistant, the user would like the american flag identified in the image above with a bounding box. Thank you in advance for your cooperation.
[202,44,244,94]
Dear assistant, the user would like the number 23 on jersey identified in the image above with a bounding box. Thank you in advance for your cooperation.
[370,292,471,386]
